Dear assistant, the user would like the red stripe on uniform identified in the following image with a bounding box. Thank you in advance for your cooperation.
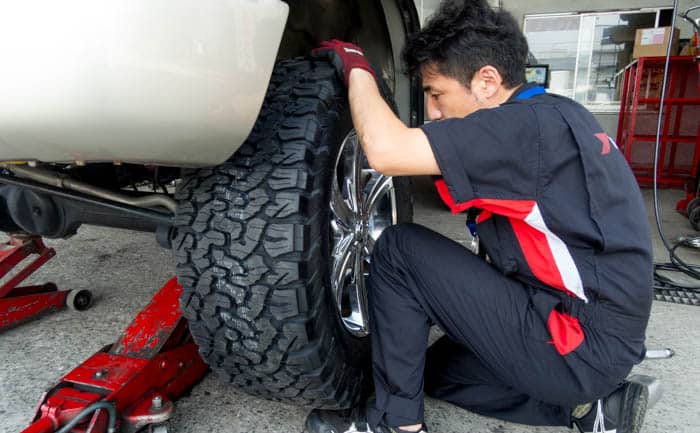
[434,180,534,218]
[467,198,535,219]
[433,180,581,297]
[510,218,572,296]
[433,180,586,354]
[547,310,584,355]
[434,179,470,214]
[595,133,611,155]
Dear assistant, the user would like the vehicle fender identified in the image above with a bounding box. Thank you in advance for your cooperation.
[0,0,289,167]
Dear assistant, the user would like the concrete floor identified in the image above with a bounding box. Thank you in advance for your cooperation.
[1,178,699,433]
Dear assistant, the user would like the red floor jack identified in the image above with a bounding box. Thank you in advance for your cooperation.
[21,277,209,433]
[0,234,92,330]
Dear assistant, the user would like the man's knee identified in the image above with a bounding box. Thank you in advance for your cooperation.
[371,223,404,266]
[371,223,427,263]
[368,224,423,302]
[374,222,410,247]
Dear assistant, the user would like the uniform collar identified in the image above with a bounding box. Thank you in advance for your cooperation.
[507,83,545,102]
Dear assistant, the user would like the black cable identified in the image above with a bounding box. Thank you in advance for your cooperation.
[650,0,700,299]
[680,5,700,30]
[652,0,680,253]
[668,239,700,278]
[55,401,117,433]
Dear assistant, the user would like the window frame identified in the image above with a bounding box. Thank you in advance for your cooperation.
[523,8,670,112]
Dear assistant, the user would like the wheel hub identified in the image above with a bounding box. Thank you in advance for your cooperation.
[354,221,367,242]
[329,130,397,337]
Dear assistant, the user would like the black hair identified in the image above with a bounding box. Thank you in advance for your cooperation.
[403,0,528,89]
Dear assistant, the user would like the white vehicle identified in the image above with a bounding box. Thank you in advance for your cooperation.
[0,0,421,409]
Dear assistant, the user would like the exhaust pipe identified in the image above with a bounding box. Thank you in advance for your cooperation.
[1,164,177,213]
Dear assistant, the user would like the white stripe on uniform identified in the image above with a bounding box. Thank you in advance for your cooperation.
[524,203,588,302]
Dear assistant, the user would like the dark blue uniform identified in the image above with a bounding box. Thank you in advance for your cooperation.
[366,84,653,429]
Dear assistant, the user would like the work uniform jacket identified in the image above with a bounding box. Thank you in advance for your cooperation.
[422,84,653,359]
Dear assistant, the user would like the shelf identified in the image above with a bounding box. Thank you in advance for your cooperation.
[633,176,689,188]
[631,135,699,143]
[637,98,700,104]
[617,56,699,189]
[624,56,696,68]
[630,165,693,172]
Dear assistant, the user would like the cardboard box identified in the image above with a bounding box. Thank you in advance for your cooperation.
[679,33,698,57]
[632,27,680,59]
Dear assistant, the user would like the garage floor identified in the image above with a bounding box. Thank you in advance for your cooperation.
[1,177,698,433]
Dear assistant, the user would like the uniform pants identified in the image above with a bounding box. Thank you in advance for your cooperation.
[366,223,636,428]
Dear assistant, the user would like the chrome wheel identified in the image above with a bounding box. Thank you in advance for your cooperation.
[330,130,398,337]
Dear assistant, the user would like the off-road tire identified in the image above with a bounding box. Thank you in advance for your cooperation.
[173,58,412,408]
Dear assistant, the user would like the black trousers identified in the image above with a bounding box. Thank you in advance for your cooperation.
[366,223,640,428]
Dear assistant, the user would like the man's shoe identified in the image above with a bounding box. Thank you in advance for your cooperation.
[573,380,649,433]
[304,407,370,433]
[304,409,428,433]
[373,423,429,433]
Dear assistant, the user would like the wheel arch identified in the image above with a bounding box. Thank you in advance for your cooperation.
[277,0,424,127]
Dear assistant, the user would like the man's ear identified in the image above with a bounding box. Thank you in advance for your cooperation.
[473,65,503,101]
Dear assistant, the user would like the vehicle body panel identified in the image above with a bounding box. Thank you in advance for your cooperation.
[0,0,289,166]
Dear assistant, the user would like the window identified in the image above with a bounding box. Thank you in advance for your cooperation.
[415,0,500,25]
[524,9,671,111]
[415,0,442,25]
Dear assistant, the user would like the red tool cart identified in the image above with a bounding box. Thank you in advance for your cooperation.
[616,56,700,190]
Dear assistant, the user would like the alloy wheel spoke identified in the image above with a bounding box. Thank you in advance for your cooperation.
[364,174,393,216]
[363,233,376,258]
[348,244,369,334]
[330,177,354,231]
[331,234,357,309]
[344,132,364,215]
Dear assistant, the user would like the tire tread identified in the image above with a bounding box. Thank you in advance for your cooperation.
[174,59,361,408]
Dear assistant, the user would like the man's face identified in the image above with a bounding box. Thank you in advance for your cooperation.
[421,64,492,121]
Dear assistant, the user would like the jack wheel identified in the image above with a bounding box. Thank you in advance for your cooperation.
[690,205,700,231]
[686,197,700,216]
[66,289,93,311]
[148,422,170,433]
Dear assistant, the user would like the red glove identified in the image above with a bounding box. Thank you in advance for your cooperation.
[311,39,376,86]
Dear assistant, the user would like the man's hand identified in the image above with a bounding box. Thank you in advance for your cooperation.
[311,40,376,86]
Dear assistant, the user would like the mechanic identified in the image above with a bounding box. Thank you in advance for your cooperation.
[306,1,654,433]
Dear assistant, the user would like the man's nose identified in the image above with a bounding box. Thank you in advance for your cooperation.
[426,100,442,121]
